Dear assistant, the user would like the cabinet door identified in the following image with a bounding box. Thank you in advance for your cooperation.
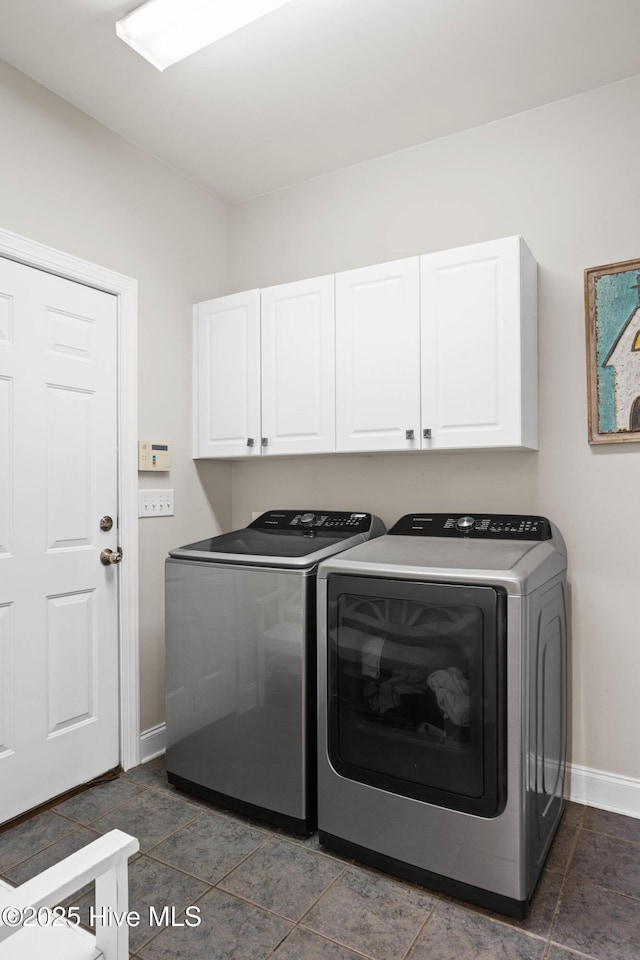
[193,290,261,458]
[335,258,421,452]
[420,236,538,450]
[261,275,335,455]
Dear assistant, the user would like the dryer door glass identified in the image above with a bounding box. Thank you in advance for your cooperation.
[326,576,506,817]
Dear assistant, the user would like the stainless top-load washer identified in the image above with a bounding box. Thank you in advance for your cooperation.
[316,512,567,916]
[165,509,385,834]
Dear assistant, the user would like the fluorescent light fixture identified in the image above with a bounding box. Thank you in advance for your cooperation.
[116,0,294,71]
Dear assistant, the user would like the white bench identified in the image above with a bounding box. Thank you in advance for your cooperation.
[0,829,139,960]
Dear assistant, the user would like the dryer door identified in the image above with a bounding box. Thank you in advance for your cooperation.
[326,575,507,817]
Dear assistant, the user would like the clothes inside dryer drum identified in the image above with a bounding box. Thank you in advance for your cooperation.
[337,595,479,730]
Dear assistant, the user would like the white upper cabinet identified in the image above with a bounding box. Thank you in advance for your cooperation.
[420,236,538,450]
[335,258,421,453]
[193,276,335,459]
[193,290,261,458]
[193,236,538,459]
[261,275,335,455]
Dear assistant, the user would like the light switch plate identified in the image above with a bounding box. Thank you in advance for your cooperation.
[139,489,174,517]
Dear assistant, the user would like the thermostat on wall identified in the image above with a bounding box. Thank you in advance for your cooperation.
[138,441,171,471]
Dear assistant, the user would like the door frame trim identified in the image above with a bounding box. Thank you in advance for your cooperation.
[0,225,140,770]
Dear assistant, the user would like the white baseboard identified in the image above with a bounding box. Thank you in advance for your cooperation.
[567,762,640,818]
[139,723,166,764]
[134,726,639,820]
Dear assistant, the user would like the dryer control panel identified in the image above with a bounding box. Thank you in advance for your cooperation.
[389,513,552,540]
[250,510,374,533]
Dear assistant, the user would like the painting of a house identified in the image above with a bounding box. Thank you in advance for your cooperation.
[585,260,640,443]
[604,285,640,431]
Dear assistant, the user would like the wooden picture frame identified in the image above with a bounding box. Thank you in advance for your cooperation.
[585,257,640,443]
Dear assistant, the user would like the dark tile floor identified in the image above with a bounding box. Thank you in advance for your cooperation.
[1,757,639,960]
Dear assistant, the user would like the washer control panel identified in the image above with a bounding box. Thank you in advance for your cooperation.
[250,510,374,533]
[389,513,552,540]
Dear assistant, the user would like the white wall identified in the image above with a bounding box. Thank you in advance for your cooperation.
[4,52,638,796]
[0,59,233,732]
[230,75,640,788]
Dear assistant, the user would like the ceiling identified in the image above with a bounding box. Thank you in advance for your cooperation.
[1,0,640,204]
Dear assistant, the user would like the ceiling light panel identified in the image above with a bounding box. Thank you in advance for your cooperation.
[116,0,294,71]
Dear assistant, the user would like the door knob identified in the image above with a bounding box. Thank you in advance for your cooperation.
[99,515,114,531]
[405,429,415,440]
[100,548,123,566]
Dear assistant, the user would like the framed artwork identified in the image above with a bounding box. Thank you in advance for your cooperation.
[585,257,640,444]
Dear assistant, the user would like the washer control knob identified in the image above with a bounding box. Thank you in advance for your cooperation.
[299,512,316,525]
[456,515,476,532]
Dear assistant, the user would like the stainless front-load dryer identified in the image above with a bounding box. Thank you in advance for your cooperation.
[316,513,567,916]
[165,509,384,835]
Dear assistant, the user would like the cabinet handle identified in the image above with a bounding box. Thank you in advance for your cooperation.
[405,429,415,440]
[423,428,432,440]
[261,437,269,447]
[247,437,254,447]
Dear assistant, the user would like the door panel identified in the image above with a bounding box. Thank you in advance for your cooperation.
[326,575,507,817]
[46,590,96,734]
[194,290,261,458]
[0,375,12,555]
[335,258,420,452]
[0,256,119,824]
[47,306,95,359]
[0,293,12,343]
[46,386,94,548]
[0,603,14,757]
[420,236,530,449]
[261,275,335,455]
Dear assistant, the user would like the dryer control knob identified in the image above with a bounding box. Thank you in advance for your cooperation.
[456,515,476,532]
[299,512,316,525]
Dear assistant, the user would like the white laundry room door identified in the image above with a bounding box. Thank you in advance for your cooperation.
[0,255,120,824]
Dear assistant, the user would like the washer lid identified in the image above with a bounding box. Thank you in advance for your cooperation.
[316,517,566,594]
[318,534,541,572]
[168,510,384,567]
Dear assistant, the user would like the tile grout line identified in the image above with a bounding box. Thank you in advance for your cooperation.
[120,776,211,816]
[441,896,550,949]
[145,830,272,886]
[0,818,81,875]
[54,779,207,844]
[267,923,379,960]
[581,824,640,847]
[178,882,297,929]
[296,862,442,960]
[293,861,352,926]
[127,872,216,956]
[209,856,352,930]
[7,782,637,959]
[400,896,441,960]
[543,814,592,960]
